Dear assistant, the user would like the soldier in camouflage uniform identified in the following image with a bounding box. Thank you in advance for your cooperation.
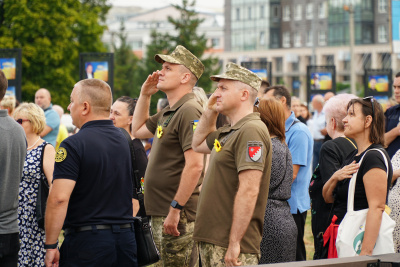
[192,63,272,266]
[131,45,205,267]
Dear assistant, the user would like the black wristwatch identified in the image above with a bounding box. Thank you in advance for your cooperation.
[171,200,183,210]
[44,240,59,249]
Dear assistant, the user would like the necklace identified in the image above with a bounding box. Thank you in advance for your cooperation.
[27,136,41,150]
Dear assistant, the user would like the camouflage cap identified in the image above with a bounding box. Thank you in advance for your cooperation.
[210,63,262,91]
[154,45,204,80]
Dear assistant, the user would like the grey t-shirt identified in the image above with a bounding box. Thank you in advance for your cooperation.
[0,109,26,234]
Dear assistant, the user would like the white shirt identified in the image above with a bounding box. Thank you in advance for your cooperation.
[312,110,326,140]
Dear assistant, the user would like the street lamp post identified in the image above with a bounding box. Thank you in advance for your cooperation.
[344,4,356,95]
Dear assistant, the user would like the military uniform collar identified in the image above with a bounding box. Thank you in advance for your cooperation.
[165,92,195,113]
[220,112,260,133]
[80,119,113,130]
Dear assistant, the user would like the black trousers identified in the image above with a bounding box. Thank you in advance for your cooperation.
[0,233,19,267]
[292,210,307,261]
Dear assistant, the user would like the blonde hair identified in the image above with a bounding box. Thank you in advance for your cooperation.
[13,103,46,134]
[0,95,16,114]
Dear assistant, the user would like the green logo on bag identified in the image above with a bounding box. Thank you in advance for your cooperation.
[353,231,365,255]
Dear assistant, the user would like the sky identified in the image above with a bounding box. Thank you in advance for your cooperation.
[109,0,224,10]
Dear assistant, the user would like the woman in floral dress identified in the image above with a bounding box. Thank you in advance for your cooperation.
[14,103,55,266]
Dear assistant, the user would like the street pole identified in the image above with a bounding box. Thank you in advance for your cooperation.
[344,4,356,95]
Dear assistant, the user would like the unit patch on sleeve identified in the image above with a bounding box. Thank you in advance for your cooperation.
[246,141,263,162]
[192,120,199,132]
[55,147,67,162]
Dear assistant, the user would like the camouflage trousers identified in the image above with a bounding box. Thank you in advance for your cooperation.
[198,242,259,267]
[149,212,198,267]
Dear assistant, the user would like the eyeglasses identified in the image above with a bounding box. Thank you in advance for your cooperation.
[363,96,375,120]
[15,119,30,124]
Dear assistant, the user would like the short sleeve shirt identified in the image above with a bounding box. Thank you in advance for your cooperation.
[385,105,400,158]
[144,93,202,222]
[286,112,313,214]
[43,104,60,147]
[193,113,272,254]
[53,120,135,228]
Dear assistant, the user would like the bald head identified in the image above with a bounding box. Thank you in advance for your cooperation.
[324,91,335,102]
[76,79,112,115]
[52,104,64,119]
[35,88,51,109]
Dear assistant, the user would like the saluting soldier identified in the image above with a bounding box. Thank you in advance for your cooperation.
[131,45,205,266]
[192,63,272,267]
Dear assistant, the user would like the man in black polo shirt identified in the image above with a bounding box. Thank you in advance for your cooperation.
[44,79,137,266]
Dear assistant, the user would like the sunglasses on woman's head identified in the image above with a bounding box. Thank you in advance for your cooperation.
[15,119,29,124]
[363,96,375,120]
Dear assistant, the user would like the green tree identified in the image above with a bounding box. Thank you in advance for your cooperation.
[112,20,140,99]
[138,0,220,114]
[0,0,110,109]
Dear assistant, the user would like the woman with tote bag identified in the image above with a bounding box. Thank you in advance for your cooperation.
[322,97,394,257]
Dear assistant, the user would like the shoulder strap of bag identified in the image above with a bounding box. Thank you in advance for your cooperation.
[40,143,50,187]
[120,128,147,216]
[347,148,389,212]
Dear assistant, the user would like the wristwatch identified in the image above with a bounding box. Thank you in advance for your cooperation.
[171,200,183,210]
[44,240,59,249]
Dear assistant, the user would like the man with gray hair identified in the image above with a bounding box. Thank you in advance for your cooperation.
[192,63,272,266]
[0,69,26,265]
[311,94,327,171]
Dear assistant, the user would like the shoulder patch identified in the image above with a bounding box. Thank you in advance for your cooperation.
[192,120,199,132]
[55,147,67,162]
[246,141,263,162]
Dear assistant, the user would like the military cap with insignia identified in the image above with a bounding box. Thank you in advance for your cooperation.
[155,45,205,80]
[210,62,262,91]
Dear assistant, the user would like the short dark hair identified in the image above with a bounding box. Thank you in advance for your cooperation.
[396,72,400,78]
[346,98,385,145]
[264,85,291,108]
[115,96,137,116]
[261,80,270,89]
[0,69,8,101]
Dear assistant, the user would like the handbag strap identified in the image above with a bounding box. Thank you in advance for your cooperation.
[347,148,389,212]
[120,128,147,217]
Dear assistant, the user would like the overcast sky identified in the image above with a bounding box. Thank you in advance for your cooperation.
[109,0,224,10]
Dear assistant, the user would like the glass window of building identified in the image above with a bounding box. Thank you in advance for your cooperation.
[295,4,302,20]
[292,61,299,72]
[306,31,313,47]
[236,7,240,20]
[381,53,391,69]
[276,57,283,72]
[378,0,388,13]
[212,38,220,48]
[318,2,326,18]
[283,5,291,21]
[294,32,302,47]
[260,5,264,18]
[306,3,313,19]
[378,25,387,43]
[362,53,372,69]
[318,31,327,45]
[260,31,265,46]
[326,55,334,65]
[248,7,252,19]
[132,40,143,50]
[272,5,280,18]
[283,32,291,48]
[361,0,372,9]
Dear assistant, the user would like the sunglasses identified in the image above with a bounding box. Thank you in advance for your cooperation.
[15,119,30,124]
[363,96,375,120]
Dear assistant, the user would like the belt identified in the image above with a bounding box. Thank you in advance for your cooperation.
[64,223,132,236]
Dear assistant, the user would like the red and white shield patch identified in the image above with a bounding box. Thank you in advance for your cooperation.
[248,146,262,162]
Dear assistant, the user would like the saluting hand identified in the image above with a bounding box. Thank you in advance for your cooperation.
[207,93,218,112]
[141,71,160,97]
[163,208,180,236]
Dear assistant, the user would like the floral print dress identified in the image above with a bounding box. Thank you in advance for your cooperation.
[18,142,48,266]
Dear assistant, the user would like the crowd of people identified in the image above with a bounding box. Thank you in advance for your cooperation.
[1,45,400,266]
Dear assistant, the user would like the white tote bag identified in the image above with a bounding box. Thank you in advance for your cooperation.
[336,149,395,257]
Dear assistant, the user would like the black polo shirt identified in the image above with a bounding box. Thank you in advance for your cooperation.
[53,120,135,228]
[385,104,400,158]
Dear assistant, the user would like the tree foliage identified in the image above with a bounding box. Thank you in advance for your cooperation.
[0,0,110,109]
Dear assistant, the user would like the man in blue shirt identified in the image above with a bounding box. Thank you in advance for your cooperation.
[263,85,313,261]
[35,88,60,147]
